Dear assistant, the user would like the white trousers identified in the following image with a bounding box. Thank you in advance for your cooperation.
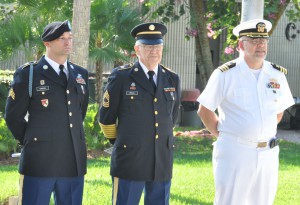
[213,135,279,205]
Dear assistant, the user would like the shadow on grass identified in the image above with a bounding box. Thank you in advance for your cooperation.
[174,136,213,165]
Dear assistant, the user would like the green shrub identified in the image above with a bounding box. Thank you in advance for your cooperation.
[0,114,17,157]
[0,84,9,114]
[0,103,108,157]
[84,103,109,150]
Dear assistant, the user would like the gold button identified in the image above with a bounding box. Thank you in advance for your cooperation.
[70,124,73,128]
[154,98,157,102]
[68,101,71,105]
[34,138,37,141]
[155,135,159,139]
[66,90,70,94]
[155,111,158,115]
[42,92,45,95]
[155,123,158,127]
[69,112,72,116]
[123,145,127,148]
[131,96,134,100]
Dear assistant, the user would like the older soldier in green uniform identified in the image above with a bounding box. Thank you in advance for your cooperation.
[99,22,181,205]
[5,20,89,205]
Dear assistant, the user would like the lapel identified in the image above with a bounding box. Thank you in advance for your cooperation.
[130,62,155,96]
[66,62,77,88]
[156,65,170,93]
[38,57,65,87]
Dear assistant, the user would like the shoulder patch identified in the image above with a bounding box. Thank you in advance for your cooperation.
[160,64,176,74]
[21,61,37,69]
[271,63,287,75]
[218,61,236,72]
[118,63,133,71]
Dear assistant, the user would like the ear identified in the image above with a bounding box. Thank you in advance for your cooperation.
[134,45,139,54]
[43,41,50,47]
[238,40,245,51]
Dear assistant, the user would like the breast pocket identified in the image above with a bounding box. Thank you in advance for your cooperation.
[231,88,251,110]
[265,89,282,111]
[164,91,175,114]
[123,91,144,114]
[32,89,53,111]
[76,84,86,105]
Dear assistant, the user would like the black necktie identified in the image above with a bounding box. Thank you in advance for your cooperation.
[148,71,156,92]
[59,65,68,88]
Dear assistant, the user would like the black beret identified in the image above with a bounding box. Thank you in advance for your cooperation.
[41,20,72,42]
[131,22,167,45]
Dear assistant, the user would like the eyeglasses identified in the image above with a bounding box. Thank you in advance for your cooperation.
[242,38,269,45]
[139,44,163,51]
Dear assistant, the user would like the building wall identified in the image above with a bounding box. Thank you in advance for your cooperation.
[266,4,300,97]
[162,15,196,90]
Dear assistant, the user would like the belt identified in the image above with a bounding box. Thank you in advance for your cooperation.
[222,135,280,149]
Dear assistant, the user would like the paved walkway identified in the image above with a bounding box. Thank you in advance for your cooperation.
[277,128,300,144]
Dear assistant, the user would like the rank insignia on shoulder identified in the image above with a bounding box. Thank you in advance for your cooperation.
[21,61,37,69]
[118,63,133,71]
[218,61,236,72]
[271,63,287,75]
[103,90,110,108]
[8,88,15,100]
[160,64,176,74]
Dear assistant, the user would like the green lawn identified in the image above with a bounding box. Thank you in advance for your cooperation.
[0,137,299,205]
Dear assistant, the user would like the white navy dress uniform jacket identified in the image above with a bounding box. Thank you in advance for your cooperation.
[198,57,294,141]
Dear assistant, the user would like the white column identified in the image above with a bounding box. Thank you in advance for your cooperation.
[241,0,264,22]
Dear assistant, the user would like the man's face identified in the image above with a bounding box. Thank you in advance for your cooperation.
[134,44,163,70]
[44,32,73,56]
[239,37,269,62]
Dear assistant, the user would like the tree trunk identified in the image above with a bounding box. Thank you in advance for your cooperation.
[70,0,91,68]
[189,0,214,91]
[95,60,104,105]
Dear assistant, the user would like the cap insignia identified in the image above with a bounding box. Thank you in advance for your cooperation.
[257,23,266,33]
[149,24,155,31]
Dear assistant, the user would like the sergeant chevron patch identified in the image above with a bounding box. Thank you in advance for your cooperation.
[103,90,110,108]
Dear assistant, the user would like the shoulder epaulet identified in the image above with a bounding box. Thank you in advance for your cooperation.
[21,61,37,69]
[69,61,85,69]
[160,64,176,74]
[218,61,236,72]
[271,63,287,75]
[118,63,133,71]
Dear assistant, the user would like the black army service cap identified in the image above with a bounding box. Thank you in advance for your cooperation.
[41,20,72,42]
[131,22,167,45]
[233,19,272,38]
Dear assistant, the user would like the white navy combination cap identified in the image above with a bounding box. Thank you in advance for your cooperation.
[233,19,272,38]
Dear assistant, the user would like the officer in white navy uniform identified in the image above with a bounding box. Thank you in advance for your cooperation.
[99,22,180,205]
[5,20,89,205]
[197,19,294,205]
